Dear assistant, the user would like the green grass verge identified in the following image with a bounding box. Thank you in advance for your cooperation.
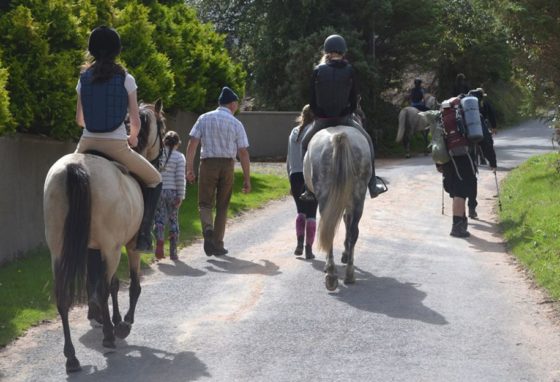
[499,153,560,299]
[0,171,289,347]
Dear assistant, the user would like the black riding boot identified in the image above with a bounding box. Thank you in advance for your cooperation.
[136,183,162,251]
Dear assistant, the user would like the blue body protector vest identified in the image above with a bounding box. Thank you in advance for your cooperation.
[314,62,353,118]
[80,70,128,133]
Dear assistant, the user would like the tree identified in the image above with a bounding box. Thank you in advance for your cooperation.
[116,2,175,108]
[0,2,83,139]
[485,0,560,116]
[0,58,14,134]
[146,2,245,113]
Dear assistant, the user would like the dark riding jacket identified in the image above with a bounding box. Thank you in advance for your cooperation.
[310,60,357,118]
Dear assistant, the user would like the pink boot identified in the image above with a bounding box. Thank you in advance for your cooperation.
[305,219,316,260]
[155,240,164,260]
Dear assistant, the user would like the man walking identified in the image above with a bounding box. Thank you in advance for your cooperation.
[186,86,251,256]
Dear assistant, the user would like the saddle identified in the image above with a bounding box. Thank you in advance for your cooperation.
[83,149,130,175]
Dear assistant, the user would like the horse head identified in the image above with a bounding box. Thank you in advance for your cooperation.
[425,94,440,110]
[418,110,441,135]
[134,99,166,168]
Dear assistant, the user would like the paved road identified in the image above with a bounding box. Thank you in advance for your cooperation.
[1,120,560,381]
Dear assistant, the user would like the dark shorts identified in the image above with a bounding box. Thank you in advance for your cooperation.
[442,155,477,199]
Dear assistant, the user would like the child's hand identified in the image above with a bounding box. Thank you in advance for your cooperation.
[174,197,182,208]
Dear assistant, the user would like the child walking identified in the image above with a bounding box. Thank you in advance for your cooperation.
[287,105,318,259]
[154,131,186,260]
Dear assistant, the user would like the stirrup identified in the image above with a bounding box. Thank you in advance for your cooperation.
[369,176,388,198]
[299,190,316,202]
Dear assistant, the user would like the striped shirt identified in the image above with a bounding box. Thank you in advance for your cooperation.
[159,148,186,199]
[189,106,249,159]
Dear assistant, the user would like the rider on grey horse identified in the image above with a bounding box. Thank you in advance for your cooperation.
[409,78,430,112]
[300,34,385,200]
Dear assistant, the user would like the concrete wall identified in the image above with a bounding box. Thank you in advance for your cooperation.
[0,135,76,264]
[166,110,300,160]
[0,110,297,264]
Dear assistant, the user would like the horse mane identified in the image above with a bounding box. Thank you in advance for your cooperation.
[134,103,165,155]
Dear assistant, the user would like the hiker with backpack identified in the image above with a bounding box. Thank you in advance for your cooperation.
[429,94,484,237]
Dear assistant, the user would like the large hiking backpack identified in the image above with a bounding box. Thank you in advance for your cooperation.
[427,111,450,165]
[441,97,469,156]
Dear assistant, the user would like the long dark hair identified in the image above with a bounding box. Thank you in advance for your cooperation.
[296,104,314,141]
[162,131,181,169]
[81,58,125,83]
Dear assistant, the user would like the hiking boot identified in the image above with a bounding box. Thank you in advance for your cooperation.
[299,189,316,202]
[213,247,228,256]
[368,176,388,198]
[450,220,470,238]
[203,229,215,256]
[468,208,478,219]
[294,236,304,256]
[304,244,315,260]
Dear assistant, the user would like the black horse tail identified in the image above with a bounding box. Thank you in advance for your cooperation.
[55,163,91,307]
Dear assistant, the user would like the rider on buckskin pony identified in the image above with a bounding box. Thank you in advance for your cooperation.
[300,34,385,201]
[75,26,162,251]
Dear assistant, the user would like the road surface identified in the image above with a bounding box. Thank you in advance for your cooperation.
[1,119,559,381]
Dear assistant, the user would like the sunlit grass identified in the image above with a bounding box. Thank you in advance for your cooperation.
[500,153,560,299]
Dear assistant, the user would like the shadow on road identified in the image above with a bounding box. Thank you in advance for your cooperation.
[72,329,209,381]
[309,261,448,325]
[205,255,281,276]
[157,260,206,277]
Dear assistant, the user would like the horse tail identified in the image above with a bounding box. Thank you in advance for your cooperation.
[318,132,354,252]
[396,108,407,143]
[55,163,91,307]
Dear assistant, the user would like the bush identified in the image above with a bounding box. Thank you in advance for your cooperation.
[0,60,14,134]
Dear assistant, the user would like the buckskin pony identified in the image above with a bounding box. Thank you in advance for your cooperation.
[43,101,165,372]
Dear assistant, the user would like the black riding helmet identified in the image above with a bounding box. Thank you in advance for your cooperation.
[88,26,121,60]
[323,34,347,54]
[414,78,422,85]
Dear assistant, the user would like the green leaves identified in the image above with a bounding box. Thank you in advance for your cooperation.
[0,0,246,140]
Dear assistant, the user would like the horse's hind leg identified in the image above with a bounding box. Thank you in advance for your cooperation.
[115,245,141,339]
[343,202,364,285]
[110,276,122,326]
[98,272,116,348]
[86,249,103,324]
[56,287,81,372]
[324,247,338,291]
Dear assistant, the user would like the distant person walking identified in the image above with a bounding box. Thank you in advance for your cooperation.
[154,131,186,261]
[287,105,317,260]
[186,86,251,256]
[453,73,470,97]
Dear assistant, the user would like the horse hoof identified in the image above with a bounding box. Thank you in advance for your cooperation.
[405,154,411,159]
[102,338,116,348]
[66,357,81,373]
[325,274,338,291]
[114,321,132,339]
[341,253,349,264]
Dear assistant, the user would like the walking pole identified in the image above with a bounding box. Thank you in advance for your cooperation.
[441,183,445,215]
[494,170,502,211]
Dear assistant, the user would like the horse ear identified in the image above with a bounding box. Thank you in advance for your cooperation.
[155,99,163,114]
